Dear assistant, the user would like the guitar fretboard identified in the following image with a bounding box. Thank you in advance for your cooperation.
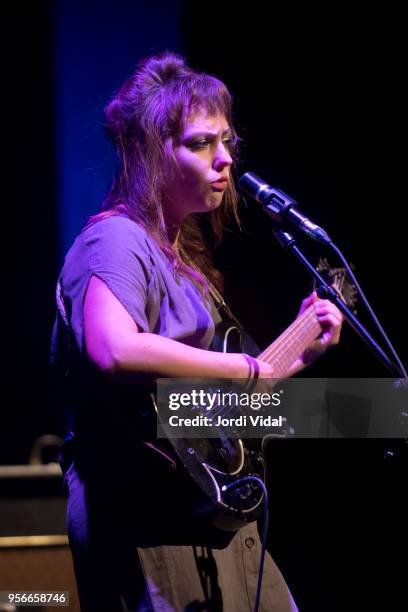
[258,305,321,378]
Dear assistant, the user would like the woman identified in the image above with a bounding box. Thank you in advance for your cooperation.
[52,52,343,611]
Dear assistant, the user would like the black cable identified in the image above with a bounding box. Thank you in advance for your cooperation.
[328,241,407,379]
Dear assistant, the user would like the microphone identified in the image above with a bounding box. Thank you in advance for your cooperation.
[239,172,332,244]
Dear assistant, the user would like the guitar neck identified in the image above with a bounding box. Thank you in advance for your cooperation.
[257,305,321,378]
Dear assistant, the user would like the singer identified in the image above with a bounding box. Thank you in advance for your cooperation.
[51,52,343,611]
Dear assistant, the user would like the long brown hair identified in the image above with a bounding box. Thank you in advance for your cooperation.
[87,52,240,292]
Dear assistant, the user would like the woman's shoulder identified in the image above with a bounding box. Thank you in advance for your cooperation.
[61,215,153,281]
[81,214,149,246]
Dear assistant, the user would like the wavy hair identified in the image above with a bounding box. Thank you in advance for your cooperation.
[87,52,240,292]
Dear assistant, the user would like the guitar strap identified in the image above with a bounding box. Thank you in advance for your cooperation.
[208,282,244,330]
[181,247,244,330]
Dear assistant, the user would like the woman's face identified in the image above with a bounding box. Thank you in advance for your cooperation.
[163,110,233,224]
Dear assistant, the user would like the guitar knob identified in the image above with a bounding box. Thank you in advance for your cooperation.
[236,484,252,499]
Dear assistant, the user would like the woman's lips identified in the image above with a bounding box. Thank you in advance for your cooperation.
[211,181,228,191]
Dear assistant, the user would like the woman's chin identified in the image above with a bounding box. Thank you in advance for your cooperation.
[204,193,224,211]
[185,194,224,216]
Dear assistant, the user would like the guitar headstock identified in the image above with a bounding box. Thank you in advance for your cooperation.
[313,257,358,314]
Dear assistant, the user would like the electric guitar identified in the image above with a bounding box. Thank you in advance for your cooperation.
[149,259,357,531]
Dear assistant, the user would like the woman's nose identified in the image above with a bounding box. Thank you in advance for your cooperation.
[214,142,233,170]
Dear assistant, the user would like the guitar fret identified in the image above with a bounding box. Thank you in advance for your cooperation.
[259,308,316,361]
[257,305,321,377]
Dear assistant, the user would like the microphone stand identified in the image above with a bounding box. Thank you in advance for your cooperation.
[273,229,405,378]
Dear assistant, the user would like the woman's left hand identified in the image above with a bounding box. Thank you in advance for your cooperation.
[297,291,344,366]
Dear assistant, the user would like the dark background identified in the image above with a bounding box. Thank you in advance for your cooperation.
[4,2,407,610]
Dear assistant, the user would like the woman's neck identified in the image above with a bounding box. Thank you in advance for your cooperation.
[165,222,180,249]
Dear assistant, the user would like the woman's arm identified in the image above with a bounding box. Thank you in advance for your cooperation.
[84,275,273,380]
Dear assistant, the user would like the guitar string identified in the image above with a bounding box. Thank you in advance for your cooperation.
[263,320,320,378]
[260,312,318,365]
[177,263,349,473]
[205,269,351,458]
[259,305,317,356]
[259,306,320,365]
[206,307,320,423]
[203,291,319,423]
[193,313,321,472]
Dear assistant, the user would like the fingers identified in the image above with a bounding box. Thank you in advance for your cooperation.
[315,313,341,327]
[316,315,342,342]
[313,301,343,346]
[313,300,343,324]
[300,291,318,308]
[297,291,318,317]
[298,295,344,352]
[300,294,344,319]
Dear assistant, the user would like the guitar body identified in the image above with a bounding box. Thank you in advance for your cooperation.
[210,319,261,356]
[149,322,269,531]
[147,261,355,531]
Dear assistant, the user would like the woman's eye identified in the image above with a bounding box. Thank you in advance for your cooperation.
[189,140,209,150]
[187,137,234,151]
